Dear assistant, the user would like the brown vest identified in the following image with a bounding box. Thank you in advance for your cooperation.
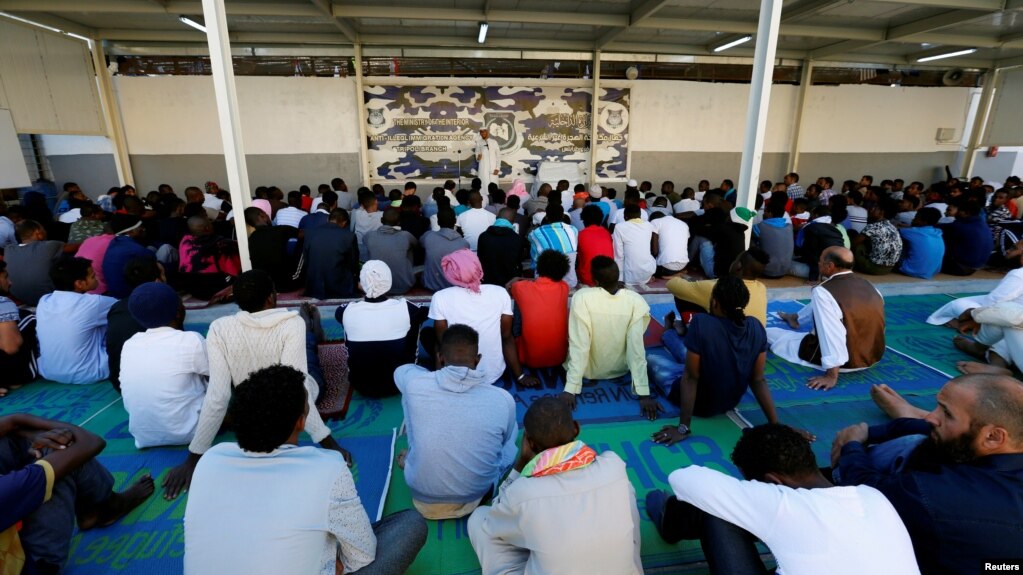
[818,273,885,369]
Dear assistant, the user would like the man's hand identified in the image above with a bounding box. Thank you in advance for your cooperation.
[830,423,869,467]
[639,396,665,421]
[807,371,839,391]
[516,374,541,388]
[163,453,201,500]
[27,428,74,459]
[492,169,499,176]
[651,424,689,446]
[956,309,981,336]
[559,391,577,411]
[778,312,800,330]
[320,435,354,467]
[795,428,817,443]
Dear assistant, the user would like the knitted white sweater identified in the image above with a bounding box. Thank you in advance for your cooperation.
[189,308,330,454]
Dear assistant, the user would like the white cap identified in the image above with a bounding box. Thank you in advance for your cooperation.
[589,184,603,198]
[627,179,638,188]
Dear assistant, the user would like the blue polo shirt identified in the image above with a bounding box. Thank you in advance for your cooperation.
[102,236,155,299]
[940,215,993,270]
[897,226,943,279]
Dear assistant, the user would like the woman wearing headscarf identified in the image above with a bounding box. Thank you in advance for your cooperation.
[422,249,538,386]
[336,260,427,398]
[506,179,529,203]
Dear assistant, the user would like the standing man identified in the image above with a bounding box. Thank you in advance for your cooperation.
[476,127,501,196]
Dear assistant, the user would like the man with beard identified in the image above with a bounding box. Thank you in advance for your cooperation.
[832,374,1023,574]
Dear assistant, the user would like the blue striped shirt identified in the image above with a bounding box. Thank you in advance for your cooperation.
[527,222,578,267]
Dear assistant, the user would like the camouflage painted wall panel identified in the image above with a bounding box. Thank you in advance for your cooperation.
[364,85,629,182]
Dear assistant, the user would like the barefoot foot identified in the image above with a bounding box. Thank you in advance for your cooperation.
[953,336,988,360]
[300,303,325,343]
[870,384,928,419]
[396,449,408,470]
[80,475,155,530]
[956,361,1013,376]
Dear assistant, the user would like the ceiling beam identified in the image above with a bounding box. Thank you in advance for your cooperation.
[596,0,672,49]
[308,0,356,43]
[1,11,97,38]
[334,5,627,27]
[358,34,593,52]
[995,54,1023,67]
[866,0,1005,9]
[810,9,994,59]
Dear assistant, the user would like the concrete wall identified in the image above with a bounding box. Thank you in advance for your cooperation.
[40,135,118,197]
[41,75,1015,195]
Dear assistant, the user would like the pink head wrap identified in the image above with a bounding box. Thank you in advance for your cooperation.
[252,199,272,218]
[441,249,484,293]
[507,179,528,201]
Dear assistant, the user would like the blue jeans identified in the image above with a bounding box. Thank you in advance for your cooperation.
[649,331,687,405]
[305,331,325,395]
[689,237,717,279]
[833,434,926,484]
[348,509,428,575]
[0,437,114,570]
[659,496,768,575]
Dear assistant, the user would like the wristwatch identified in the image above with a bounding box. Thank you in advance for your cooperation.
[677,423,691,436]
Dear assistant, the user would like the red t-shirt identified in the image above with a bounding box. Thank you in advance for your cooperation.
[576,225,614,286]
[510,277,569,368]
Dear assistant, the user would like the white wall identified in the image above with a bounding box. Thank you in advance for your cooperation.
[630,80,975,155]
[114,76,361,155]
[40,134,113,155]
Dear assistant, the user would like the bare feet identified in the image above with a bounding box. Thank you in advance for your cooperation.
[956,361,1013,376]
[80,474,155,530]
[945,319,961,331]
[300,303,325,344]
[870,384,928,419]
[953,336,988,360]
[396,448,408,470]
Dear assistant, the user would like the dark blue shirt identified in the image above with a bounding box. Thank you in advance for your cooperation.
[839,418,1023,574]
[940,214,993,270]
[302,225,358,300]
[298,211,329,232]
[102,236,155,299]
[684,313,767,416]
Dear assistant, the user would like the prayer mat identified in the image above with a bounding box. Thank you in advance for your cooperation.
[740,347,950,409]
[882,294,971,377]
[0,381,120,425]
[317,341,353,421]
[493,367,680,425]
[383,417,743,575]
[736,395,936,465]
[328,394,407,439]
[64,431,397,575]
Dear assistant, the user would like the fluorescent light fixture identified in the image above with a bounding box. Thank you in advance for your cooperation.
[0,11,91,42]
[179,15,207,33]
[916,48,976,63]
[713,35,752,53]
[478,22,489,44]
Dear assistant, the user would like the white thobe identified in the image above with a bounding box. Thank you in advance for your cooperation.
[475,136,501,195]
[927,268,1023,325]
[612,219,656,286]
[971,302,1023,369]
[766,271,878,372]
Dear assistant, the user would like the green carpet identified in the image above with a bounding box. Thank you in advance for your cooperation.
[0,380,120,425]
[382,415,744,575]
[884,293,976,377]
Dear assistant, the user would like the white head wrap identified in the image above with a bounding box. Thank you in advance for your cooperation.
[360,260,392,298]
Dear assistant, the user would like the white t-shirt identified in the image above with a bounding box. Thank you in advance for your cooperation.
[428,285,512,384]
[673,198,701,214]
[612,219,656,285]
[610,209,649,226]
[670,466,920,575]
[342,298,411,342]
[120,327,209,449]
[845,205,869,232]
[456,208,497,251]
[650,216,690,271]
[58,208,81,224]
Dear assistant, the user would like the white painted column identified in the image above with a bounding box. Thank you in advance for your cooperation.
[202,0,252,271]
[962,67,999,178]
[353,43,371,188]
[788,60,814,174]
[736,0,783,247]
[90,40,133,187]
[589,49,601,187]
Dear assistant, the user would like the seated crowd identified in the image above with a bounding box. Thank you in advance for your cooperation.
[0,172,1021,574]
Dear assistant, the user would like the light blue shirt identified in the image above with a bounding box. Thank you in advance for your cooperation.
[37,290,118,384]
[898,226,944,280]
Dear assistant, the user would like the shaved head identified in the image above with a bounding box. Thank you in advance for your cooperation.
[955,374,1023,441]
[822,246,854,270]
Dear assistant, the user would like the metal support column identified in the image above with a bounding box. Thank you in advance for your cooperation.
[90,40,133,187]
[788,60,814,174]
[736,0,783,247]
[962,68,1000,179]
[353,43,371,188]
[202,0,252,270]
[589,49,601,187]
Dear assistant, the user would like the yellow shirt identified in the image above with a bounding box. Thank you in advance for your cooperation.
[665,277,768,327]
[564,287,650,396]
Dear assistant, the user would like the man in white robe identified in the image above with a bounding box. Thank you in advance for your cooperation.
[475,128,501,196]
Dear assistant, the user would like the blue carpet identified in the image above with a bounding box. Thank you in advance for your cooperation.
[65,432,396,575]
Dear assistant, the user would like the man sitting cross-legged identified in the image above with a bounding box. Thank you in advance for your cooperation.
[943,301,1023,377]
[468,397,643,575]
[646,423,920,575]
[394,324,518,520]
[834,374,1023,574]
[184,365,426,575]
[561,256,662,420]
[0,413,153,573]
[769,246,885,391]
[162,270,348,500]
